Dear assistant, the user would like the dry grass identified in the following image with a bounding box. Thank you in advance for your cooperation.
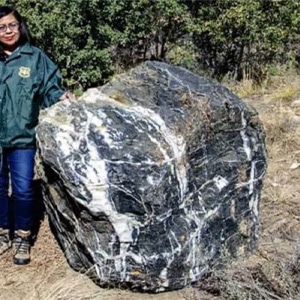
[0,74,300,300]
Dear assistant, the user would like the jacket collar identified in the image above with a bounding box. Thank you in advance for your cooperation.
[4,43,33,63]
[19,43,33,55]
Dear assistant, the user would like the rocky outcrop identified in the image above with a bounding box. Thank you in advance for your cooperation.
[36,61,267,292]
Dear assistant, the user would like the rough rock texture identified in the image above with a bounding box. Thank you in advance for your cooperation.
[36,61,267,292]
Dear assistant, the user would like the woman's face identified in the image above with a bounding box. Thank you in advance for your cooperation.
[0,13,20,51]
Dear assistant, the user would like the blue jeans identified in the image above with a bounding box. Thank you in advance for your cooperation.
[0,148,36,231]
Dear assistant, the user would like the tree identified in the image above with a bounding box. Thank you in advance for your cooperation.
[187,0,300,82]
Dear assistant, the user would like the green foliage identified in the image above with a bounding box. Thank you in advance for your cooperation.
[0,0,299,90]
[188,0,300,82]
[101,0,193,69]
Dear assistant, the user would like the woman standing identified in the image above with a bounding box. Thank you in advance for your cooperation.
[0,6,71,265]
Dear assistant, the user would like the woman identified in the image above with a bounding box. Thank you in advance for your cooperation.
[0,6,71,265]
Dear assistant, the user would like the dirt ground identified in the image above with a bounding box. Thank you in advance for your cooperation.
[0,90,299,300]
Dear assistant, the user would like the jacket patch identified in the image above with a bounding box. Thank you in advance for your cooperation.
[18,66,31,78]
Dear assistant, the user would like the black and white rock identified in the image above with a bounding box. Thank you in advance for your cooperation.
[36,61,267,292]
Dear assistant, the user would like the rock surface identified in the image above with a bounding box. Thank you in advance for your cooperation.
[36,61,267,292]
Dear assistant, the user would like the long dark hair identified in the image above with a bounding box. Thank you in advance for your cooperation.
[0,6,31,47]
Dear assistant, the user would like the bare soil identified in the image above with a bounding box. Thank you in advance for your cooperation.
[0,92,299,300]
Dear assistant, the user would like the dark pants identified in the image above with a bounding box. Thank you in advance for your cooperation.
[0,148,36,231]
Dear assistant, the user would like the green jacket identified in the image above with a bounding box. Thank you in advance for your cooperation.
[0,43,64,148]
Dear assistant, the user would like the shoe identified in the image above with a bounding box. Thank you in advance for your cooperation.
[13,230,31,265]
[0,228,11,255]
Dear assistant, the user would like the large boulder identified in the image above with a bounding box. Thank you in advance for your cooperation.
[36,61,267,292]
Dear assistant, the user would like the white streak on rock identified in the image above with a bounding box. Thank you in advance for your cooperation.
[240,113,260,217]
[213,175,229,191]
[131,106,187,200]
[240,112,252,161]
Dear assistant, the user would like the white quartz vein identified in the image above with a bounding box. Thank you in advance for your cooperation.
[240,112,259,217]
[164,69,192,96]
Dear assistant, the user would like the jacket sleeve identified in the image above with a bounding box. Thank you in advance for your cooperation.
[38,52,65,109]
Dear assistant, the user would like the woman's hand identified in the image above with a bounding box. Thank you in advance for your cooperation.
[59,91,75,101]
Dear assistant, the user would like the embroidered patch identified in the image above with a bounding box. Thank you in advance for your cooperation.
[18,66,31,78]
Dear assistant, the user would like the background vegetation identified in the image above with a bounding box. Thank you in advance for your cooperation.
[1,0,300,94]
